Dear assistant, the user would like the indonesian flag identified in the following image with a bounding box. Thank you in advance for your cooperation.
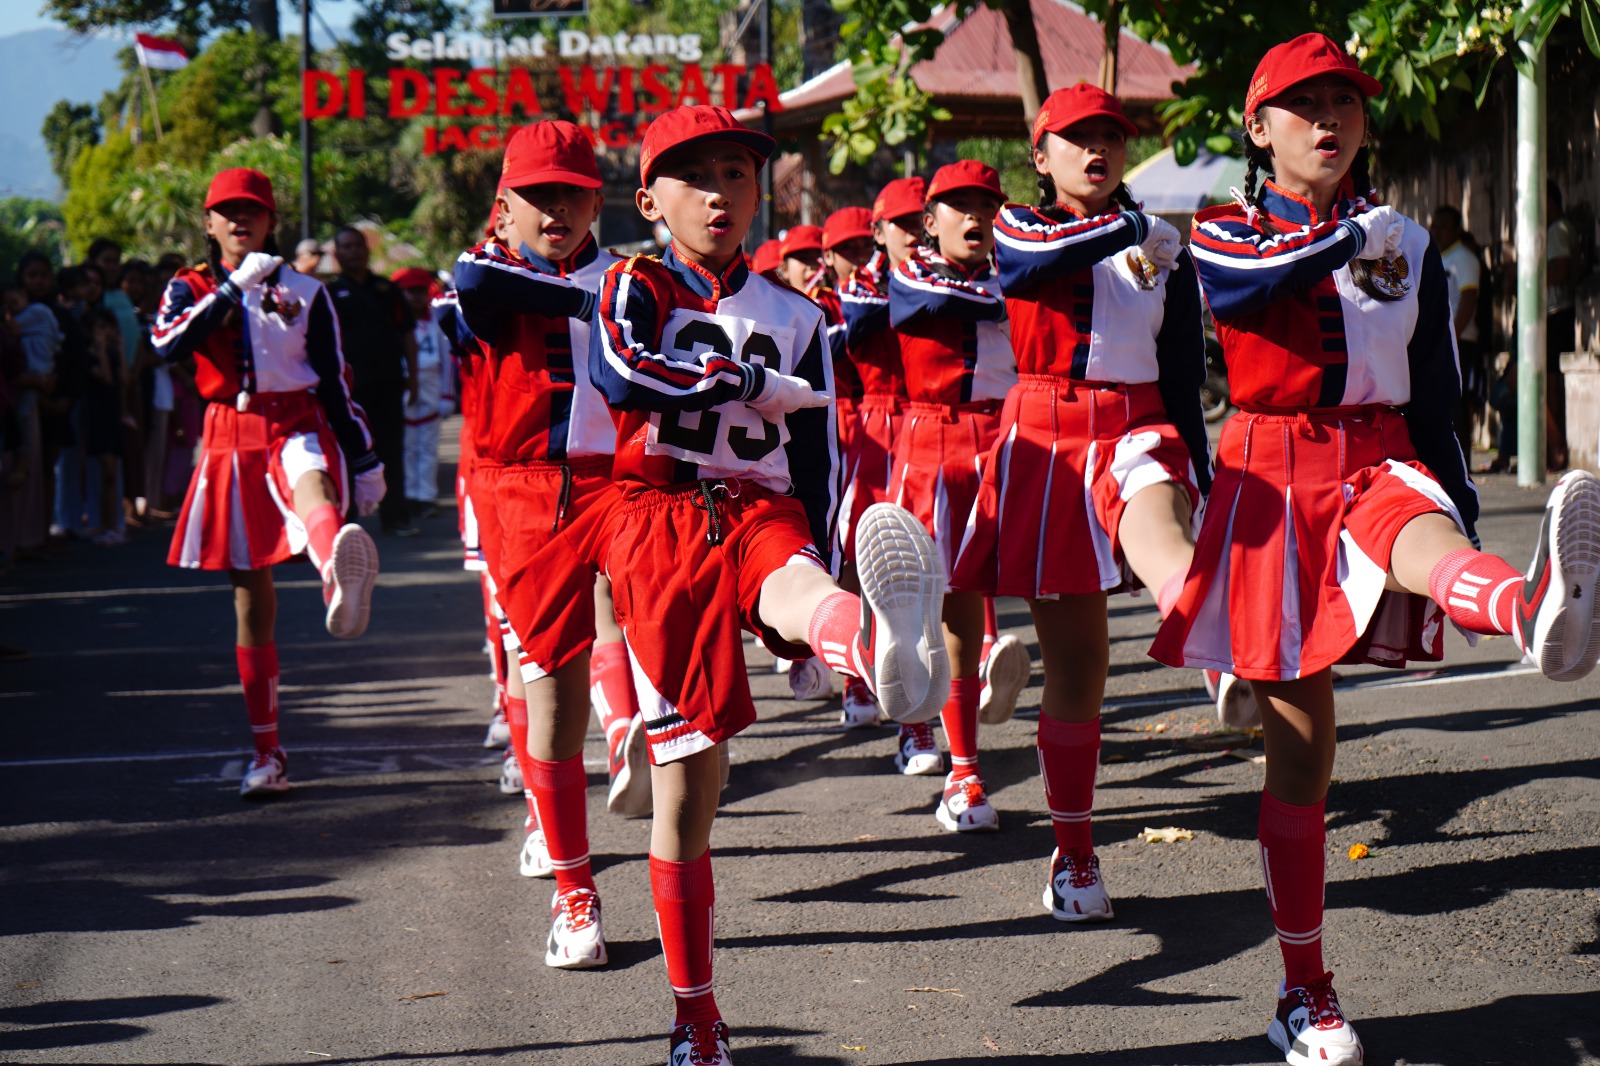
[134,33,189,71]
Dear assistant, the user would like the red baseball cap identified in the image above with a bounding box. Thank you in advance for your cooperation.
[823,207,874,250]
[205,167,276,213]
[639,105,775,186]
[926,160,1004,203]
[500,120,602,189]
[1032,82,1139,145]
[779,225,824,260]
[873,177,928,224]
[750,239,782,275]
[390,267,433,289]
[1246,32,1384,117]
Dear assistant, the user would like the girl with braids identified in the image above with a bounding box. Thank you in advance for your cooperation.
[951,83,1213,921]
[154,168,386,798]
[1154,35,1600,1066]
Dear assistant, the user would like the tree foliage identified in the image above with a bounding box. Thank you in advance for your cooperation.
[44,0,259,44]
[0,199,68,275]
[42,102,102,189]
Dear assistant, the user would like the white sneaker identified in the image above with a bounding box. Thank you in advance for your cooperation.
[1043,848,1114,922]
[519,818,553,878]
[787,655,833,700]
[545,887,607,969]
[893,722,943,776]
[851,503,948,724]
[667,1020,732,1065]
[840,677,882,728]
[239,747,289,798]
[483,707,511,749]
[1514,469,1600,681]
[1215,672,1260,730]
[606,712,653,817]
[499,748,524,795]
[324,523,378,639]
[978,633,1030,724]
[772,656,792,674]
[1267,973,1364,1066]
[934,772,999,832]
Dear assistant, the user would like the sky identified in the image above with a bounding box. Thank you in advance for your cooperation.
[0,1,362,46]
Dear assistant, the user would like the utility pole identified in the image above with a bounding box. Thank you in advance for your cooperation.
[1515,2,1547,486]
[300,0,314,243]
[759,0,773,245]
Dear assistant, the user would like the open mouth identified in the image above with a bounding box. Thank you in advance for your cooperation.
[963,224,984,246]
[543,223,571,243]
[1316,134,1341,157]
[707,213,732,237]
[1085,158,1109,183]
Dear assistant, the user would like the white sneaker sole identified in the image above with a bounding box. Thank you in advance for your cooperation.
[855,504,948,724]
[894,749,944,776]
[545,913,608,970]
[519,830,554,879]
[1532,471,1600,682]
[484,714,511,749]
[840,702,882,729]
[239,775,290,798]
[935,799,999,833]
[978,634,1030,724]
[606,713,653,818]
[1267,1017,1364,1066]
[325,524,378,639]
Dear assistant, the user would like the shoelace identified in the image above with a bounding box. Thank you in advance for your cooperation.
[950,777,986,809]
[1296,973,1346,1030]
[556,889,598,931]
[1057,852,1101,890]
[904,722,937,751]
[248,750,282,772]
[680,1021,727,1065]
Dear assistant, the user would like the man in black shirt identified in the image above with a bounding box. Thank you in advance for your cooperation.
[327,226,419,535]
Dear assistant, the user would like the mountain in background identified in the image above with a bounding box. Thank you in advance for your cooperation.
[0,28,126,202]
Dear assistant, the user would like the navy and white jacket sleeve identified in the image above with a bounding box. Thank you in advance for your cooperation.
[452,241,596,342]
[1403,242,1479,540]
[304,285,378,473]
[589,260,771,413]
[839,275,889,350]
[888,258,1005,328]
[1154,250,1213,496]
[994,204,1148,294]
[151,273,240,364]
[1189,211,1365,320]
[783,316,843,572]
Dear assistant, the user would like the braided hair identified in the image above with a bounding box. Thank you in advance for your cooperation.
[1238,121,1400,302]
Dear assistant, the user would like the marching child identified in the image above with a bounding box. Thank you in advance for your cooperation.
[589,103,948,1065]
[1151,34,1600,1065]
[885,161,1022,831]
[393,267,449,518]
[153,167,383,798]
[951,83,1208,919]
[451,120,648,970]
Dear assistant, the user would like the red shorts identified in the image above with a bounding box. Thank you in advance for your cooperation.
[888,400,1000,584]
[600,481,823,765]
[169,391,348,571]
[840,392,903,564]
[953,378,1202,598]
[457,421,485,572]
[837,395,858,463]
[1150,407,1463,681]
[471,454,618,681]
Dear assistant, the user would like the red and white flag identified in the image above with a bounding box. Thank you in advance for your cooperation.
[134,33,190,71]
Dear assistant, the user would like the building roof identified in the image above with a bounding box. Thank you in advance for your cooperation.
[741,0,1190,136]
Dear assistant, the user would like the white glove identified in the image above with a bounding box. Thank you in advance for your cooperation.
[1138,216,1182,272]
[354,465,386,516]
[229,252,283,291]
[1352,205,1405,261]
[748,371,830,415]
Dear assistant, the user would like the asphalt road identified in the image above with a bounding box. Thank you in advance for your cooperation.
[2,424,1598,1066]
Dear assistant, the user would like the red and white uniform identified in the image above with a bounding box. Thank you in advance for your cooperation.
[886,249,1016,581]
[153,262,375,571]
[590,245,838,764]
[953,203,1212,598]
[809,283,859,457]
[432,291,485,571]
[453,234,621,680]
[1151,181,1477,680]
[837,253,907,562]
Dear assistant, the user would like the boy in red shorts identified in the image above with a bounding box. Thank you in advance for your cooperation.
[589,104,948,1066]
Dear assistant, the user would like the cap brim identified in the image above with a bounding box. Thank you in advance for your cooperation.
[501,167,603,190]
[927,182,1004,203]
[1254,69,1385,113]
[205,192,276,212]
[824,227,874,249]
[644,129,776,184]
[1039,108,1140,143]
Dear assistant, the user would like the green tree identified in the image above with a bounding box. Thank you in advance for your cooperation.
[0,199,68,275]
[42,102,103,189]
[61,131,138,258]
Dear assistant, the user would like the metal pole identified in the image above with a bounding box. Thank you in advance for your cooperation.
[1515,8,1547,486]
[300,0,314,242]
[759,0,773,245]
[139,62,164,141]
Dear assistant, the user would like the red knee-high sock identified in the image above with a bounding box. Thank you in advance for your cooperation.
[1428,548,1520,636]
[650,851,720,1026]
[236,643,280,755]
[941,675,982,781]
[590,641,638,731]
[529,755,594,894]
[304,504,342,577]
[1259,791,1328,988]
[1037,715,1100,855]
[504,695,538,825]
[980,598,998,667]
[808,591,862,676]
